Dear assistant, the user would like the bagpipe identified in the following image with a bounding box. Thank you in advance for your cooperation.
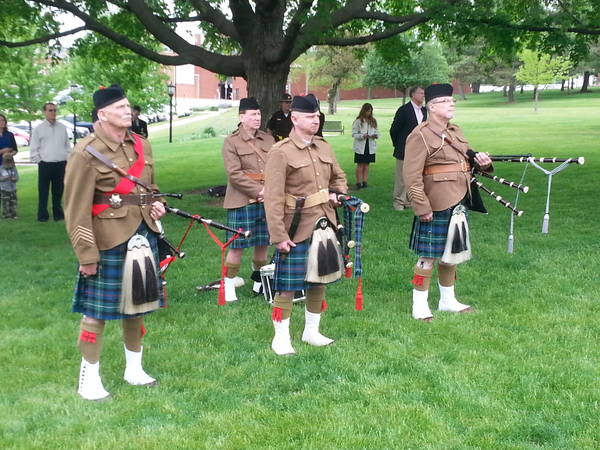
[465,150,585,253]
[335,194,370,310]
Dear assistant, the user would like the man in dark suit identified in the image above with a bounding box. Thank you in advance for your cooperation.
[390,86,426,210]
[130,105,149,138]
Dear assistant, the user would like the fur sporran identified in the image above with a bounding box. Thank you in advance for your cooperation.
[441,205,471,265]
[120,234,160,315]
[306,217,343,284]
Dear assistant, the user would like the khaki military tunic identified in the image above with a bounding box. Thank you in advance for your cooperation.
[64,126,159,265]
[403,122,474,217]
[264,129,348,244]
[222,127,275,209]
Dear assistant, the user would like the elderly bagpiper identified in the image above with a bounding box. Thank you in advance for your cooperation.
[264,94,348,355]
[403,83,492,321]
[64,84,166,400]
[220,97,275,301]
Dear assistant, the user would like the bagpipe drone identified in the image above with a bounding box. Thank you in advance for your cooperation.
[466,149,585,253]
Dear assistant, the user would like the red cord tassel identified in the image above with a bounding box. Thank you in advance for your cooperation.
[272,307,283,322]
[321,299,328,312]
[141,324,147,338]
[355,276,363,311]
[412,274,424,287]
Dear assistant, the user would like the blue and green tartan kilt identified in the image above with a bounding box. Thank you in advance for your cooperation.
[226,203,269,249]
[72,222,164,320]
[273,239,314,292]
[409,206,468,259]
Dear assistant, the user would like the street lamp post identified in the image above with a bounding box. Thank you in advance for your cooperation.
[167,82,176,143]
[70,84,78,144]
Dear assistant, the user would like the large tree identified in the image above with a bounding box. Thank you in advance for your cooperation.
[2,0,600,119]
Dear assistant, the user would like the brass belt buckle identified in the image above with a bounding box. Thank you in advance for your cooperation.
[108,193,123,209]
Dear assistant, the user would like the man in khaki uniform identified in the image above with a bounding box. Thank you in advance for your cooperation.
[64,84,166,400]
[404,83,492,321]
[220,97,275,301]
[264,94,347,356]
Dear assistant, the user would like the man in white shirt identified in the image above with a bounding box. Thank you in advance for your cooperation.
[30,103,71,222]
[389,87,427,211]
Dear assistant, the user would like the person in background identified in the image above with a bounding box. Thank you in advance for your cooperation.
[130,105,148,138]
[0,113,18,159]
[390,86,427,210]
[29,103,71,222]
[351,103,379,189]
[0,153,19,219]
[267,93,293,142]
[219,97,275,301]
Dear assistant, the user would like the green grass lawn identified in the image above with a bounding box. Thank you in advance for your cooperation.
[1,90,600,449]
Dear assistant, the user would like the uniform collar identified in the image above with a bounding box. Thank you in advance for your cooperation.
[94,123,135,152]
[239,126,262,142]
[288,129,314,150]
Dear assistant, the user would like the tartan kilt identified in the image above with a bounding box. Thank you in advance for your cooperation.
[226,203,269,249]
[273,240,313,292]
[409,206,468,259]
[72,222,164,320]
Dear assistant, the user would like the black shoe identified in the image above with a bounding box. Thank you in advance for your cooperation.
[356,183,362,190]
[38,217,49,222]
[362,182,368,188]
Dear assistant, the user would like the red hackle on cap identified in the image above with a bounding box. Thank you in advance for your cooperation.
[355,276,363,310]
[272,307,283,322]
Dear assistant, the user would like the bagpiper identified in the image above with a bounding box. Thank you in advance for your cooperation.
[403,83,493,321]
[264,94,348,355]
[220,97,275,301]
[64,84,165,400]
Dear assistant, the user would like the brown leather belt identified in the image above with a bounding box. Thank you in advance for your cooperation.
[244,172,265,182]
[423,161,471,176]
[93,192,154,209]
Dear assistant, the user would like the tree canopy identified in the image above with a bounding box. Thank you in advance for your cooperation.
[2,0,599,117]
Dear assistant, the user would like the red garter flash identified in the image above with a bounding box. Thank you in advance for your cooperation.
[412,274,425,287]
[80,330,97,344]
[141,324,147,337]
[321,299,328,312]
[272,307,283,322]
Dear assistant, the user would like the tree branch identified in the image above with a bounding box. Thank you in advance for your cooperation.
[471,17,600,36]
[319,17,429,47]
[280,0,315,58]
[0,26,86,47]
[27,0,244,74]
[188,0,240,40]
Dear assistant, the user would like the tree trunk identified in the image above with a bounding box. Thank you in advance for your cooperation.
[245,63,290,129]
[534,86,539,112]
[471,82,481,94]
[502,85,507,97]
[367,87,372,99]
[561,79,565,91]
[580,71,591,93]
[520,85,524,94]
[327,79,341,115]
[570,78,574,89]
[401,88,407,105]
[457,82,466,100]
[507,82,515,103]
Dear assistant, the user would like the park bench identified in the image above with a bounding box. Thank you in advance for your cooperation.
[322,120,344,134]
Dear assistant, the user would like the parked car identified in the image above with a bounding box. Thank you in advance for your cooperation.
[58,120,90,140]
[8,126,30,147]
[61,115,94,132]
